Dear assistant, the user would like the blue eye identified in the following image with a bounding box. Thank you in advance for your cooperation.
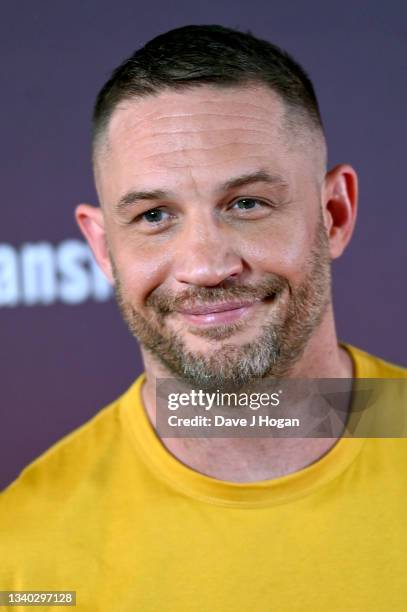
[234,198,258,210]
[142,208,167,223]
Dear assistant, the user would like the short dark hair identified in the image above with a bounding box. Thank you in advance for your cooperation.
[92,24,323,155]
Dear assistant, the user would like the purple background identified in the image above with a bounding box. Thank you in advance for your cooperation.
[1,0,406,490]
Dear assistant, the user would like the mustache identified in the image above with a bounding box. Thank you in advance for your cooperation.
[145,276,288,315]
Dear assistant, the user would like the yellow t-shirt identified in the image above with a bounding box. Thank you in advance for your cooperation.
[1,344,407,611]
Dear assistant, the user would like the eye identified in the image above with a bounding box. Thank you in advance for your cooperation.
[232,198,259,210]
[127,206,175,234]
[138,208,171,224]
[231,198,269,212]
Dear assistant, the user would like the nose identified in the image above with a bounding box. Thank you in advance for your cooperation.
[173,218,244,287]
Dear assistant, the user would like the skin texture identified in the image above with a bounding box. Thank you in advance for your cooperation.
[76,84,358,482]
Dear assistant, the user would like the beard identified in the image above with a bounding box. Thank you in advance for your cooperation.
[112,212,331,388]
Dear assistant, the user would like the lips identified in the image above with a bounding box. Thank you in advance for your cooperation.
[176,299,261,316]
[174,299,267,329]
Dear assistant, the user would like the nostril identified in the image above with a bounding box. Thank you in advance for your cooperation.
[174,252,244,287]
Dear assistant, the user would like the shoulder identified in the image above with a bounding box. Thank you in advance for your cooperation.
[0,376,146,586]
[0,392,123,519]
[0,396,117,582]
[343,343,407,378]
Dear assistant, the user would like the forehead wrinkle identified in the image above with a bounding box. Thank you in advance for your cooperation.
[107,112,288,174]
[130,131,282,165]
[137,127,271,139]
[149,158,284,173]
[113,114,282,145]
[94,85,326,203]
[106,87,287,143]
[104,112,288,182]
[95,85,289,172]
[135,140,276,162]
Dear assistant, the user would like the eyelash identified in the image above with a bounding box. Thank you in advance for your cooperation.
[133,198,271,225]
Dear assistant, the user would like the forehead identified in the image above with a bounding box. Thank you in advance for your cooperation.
[95,85,303,204]
[108,83,286,137]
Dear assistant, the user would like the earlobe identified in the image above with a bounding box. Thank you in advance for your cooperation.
[323,164,358,260]
[75,204,114,284]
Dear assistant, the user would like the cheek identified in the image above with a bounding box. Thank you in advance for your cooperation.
[112,240,172,305]
[240,218,314,282]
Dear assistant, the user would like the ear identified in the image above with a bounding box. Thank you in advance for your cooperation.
[322,164,358,259]
[75,204,114,284]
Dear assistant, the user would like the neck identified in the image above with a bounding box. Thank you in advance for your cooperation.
[139,308,354,483]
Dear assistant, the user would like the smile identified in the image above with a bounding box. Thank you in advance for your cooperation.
[175,299,263,327]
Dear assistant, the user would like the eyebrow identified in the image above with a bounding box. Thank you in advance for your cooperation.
[114,188,169,214]
[114,169,288,214]
[222,169,288,191]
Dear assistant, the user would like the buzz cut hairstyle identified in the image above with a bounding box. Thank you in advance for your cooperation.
[92,24,324,159]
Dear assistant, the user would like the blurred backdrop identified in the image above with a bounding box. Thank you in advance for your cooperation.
[1,0,406,490]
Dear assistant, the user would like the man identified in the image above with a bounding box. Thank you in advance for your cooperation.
[1,24,406,611]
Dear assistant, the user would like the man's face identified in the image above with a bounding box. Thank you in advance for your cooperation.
[95,84,331,386]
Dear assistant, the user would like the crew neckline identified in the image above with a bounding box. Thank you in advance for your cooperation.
[121,343,367,508]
